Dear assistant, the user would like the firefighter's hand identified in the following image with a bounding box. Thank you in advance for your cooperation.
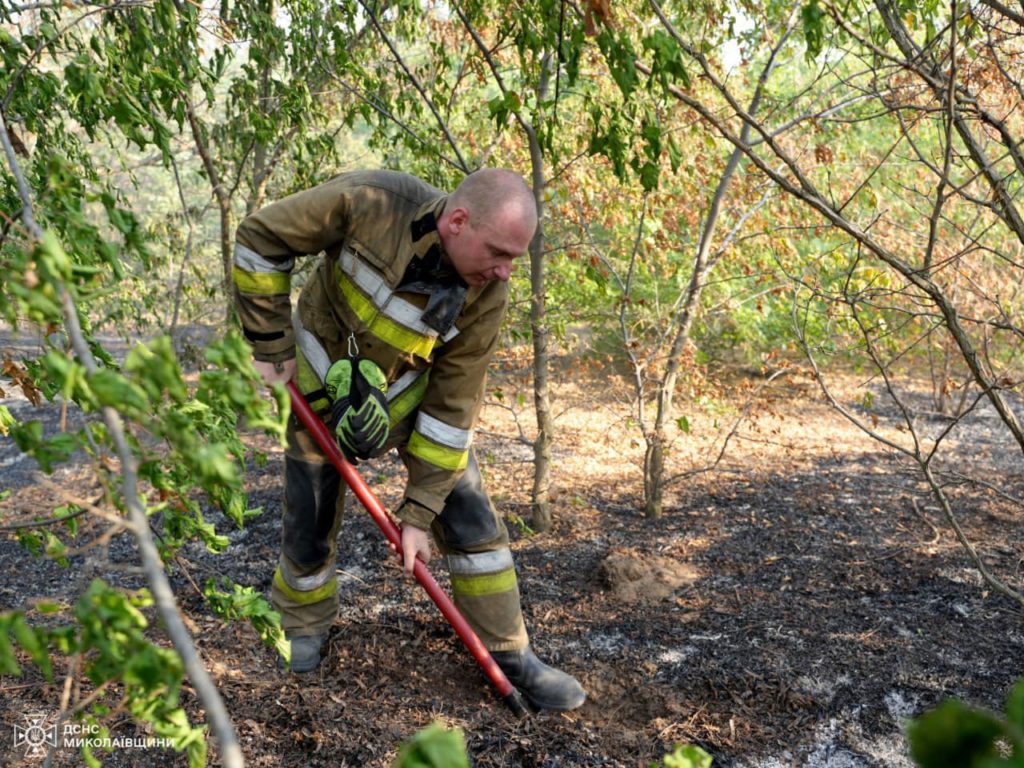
[400,523,432,576]
[253,358,296,386]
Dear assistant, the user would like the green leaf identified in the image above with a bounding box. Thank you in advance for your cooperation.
[642,29,690,91]
[11,420,79,473]
[125,336,188,402]
[194,445,239,486]
[36,229,73,283]
[676,416,690,434]
[204,579,288,658]
[638,160,660,192]
[43,529,69,567]
[16,530,43,557]
[88,369,150,416]
[0,622,22,675]
[661,744,713,768]
[1006,680,1024,733]
[0,405,15,436]
[908,700,1003,768]
[589,111,629,180]
[667,135,683,173]
[394,723,470,768]
[641,116,662,161]
[802,0,826,59]
[10,614,53,681]
[487,90,522,130]
[597,29,638,99]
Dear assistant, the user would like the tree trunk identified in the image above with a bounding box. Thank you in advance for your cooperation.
[641,8,786,516]
[528,58,553,532]
[218,195,233,324]
[643,135,746,517]
[247,0,277,218]
[643,436,665,518]
[185,95,235,325]
[437,9,555,527]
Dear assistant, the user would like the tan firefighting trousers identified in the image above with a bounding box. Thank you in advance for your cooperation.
[271,414,529,652]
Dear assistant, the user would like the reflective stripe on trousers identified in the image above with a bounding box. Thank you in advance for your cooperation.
[273,421,346,635]
[274,411,528,649]
[445,546,528,652]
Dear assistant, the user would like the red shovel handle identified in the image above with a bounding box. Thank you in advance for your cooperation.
[285,381,528,717]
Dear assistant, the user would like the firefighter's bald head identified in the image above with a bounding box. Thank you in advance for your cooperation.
[439,169,537,287]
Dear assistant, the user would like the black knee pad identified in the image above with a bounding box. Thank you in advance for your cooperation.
[436,452,499,549]
[282,455,342,566]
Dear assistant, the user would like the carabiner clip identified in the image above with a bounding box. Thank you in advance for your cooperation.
[347,332,360,358]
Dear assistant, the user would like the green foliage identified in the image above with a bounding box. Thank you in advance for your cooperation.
[0,580,208,767]
[203,579,289,660]
[15,525,71,567]
[138,337,281,550]
[9,330,285,556]
[394,723,471,768]
[908,685,1024,768]
[488,91,523,131]
[910,703,1003,766]
[643,29,690,91]
[1,0,353,341]
[0,260,283,755]
[651,745,713,768]
[597,28,640,99]
[1,1,354,761]
[9,417,80,473]
[801,0,826,59]
[392,725,711,768]
[2,0,1019,762]
[0,404,15,435]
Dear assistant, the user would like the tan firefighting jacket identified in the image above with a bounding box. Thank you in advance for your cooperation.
[233,170,508,528]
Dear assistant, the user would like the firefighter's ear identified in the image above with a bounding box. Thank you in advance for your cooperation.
[446,206,470,234]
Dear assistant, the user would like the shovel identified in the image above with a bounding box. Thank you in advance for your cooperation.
[285,381,529,717]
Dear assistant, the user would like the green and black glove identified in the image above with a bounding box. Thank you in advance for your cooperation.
[325,358,390,462]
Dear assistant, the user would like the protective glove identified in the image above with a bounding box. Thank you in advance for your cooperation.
[325,358,389,461]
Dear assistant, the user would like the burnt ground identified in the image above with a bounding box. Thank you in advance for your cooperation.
[1,340,1024,767]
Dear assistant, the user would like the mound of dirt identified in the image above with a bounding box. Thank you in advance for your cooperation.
[598,548,701,602]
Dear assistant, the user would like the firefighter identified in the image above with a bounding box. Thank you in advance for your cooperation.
[235,168,586,711]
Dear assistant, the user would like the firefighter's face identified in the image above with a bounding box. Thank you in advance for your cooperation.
[442,206,534,287]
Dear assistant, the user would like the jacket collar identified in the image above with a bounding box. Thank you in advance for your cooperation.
[405,196,468,334]
[410,196,448,263]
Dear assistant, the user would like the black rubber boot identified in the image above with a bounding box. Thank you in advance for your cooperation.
[283,634,326,673]
[491,645,586,711]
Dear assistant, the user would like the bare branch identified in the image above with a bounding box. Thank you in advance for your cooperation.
[978,0,1024,28]
[356,0,470,173]
[922,462,1024,607]
[0,506,89,531]
[664,368,793,486]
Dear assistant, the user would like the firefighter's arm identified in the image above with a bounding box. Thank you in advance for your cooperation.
[400,282,509,517]
[234,177,354,362]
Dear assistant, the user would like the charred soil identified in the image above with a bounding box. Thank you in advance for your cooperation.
[1,358,1023,767]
